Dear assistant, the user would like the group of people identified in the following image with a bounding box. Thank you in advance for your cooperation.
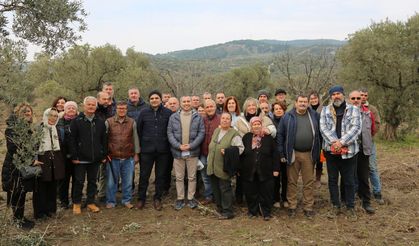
[1,82,385,230]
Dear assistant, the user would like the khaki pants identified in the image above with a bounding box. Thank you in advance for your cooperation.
[173,157,198,200]
[287,151,314,211]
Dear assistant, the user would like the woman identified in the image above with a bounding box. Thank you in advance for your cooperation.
[270,102,289,209]
[223,96,241,127]
[207,112,244,219]
[57,101,78,208]
[1,103,36,229]
[51,96,67,114]
[240,117,279,220]
[234,97,276,203]
[33,108,65,219]
[308,91,323,188]
[197,103,206,118]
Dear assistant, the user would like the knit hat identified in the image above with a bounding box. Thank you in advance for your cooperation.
[275,88,287,96]
[64,101,78,111]
[148,90,162,99]
[328,85,344,96]
[258,90,270,98]
[249,116,262,126]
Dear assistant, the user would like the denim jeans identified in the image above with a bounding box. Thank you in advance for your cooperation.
[199,155,213,200]
[106,157,135,206]
[369,143,382,195]
[325,152,357,209]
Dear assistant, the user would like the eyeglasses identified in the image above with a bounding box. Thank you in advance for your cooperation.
[351,97,361,100]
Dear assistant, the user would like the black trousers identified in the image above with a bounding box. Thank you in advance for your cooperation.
[73,163,100,204]
[33,180,57,218]
[138,152,170,202]
[235,175,244,202]
[7,189,26,220]
[58,158,74,205]
[273,162,288,203]
[210,175,234,217]
[163,154,174,192]
[243,175,274,217]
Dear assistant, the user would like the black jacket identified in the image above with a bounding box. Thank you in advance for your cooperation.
[69,112,107,163]
[223,146,240,177]
[128,98,148,120]
[137,104,172,153]
[56,117,73,158]
[1,115,35,192]
[239,133,280,182]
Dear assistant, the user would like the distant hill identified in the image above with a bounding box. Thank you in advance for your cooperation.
[155,39,346,60]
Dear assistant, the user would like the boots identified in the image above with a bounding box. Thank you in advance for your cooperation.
[73,204,81,215]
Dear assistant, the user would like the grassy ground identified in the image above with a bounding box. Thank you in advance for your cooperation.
[1,138,418,245]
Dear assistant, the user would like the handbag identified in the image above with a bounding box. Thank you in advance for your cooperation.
[19,165,43,180]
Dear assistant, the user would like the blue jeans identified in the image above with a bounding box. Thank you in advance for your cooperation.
[369,143,382,195]
[106,157,135,206]
[325,152,357,209]
[199,155,213,199]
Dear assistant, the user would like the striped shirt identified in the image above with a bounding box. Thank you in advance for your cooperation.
[320,103,362,159]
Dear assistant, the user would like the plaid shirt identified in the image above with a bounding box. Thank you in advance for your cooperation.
[320,103,362,159]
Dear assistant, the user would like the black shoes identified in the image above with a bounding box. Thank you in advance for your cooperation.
[304,210,315,219]
[15,217,35,230]
[288,209,296,218]
[362,203,375,214]
[374,193,385,205]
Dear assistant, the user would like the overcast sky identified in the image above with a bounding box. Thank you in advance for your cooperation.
[27,0,417,59]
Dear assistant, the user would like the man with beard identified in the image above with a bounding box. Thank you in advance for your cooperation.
[215,92,226,114]
[320,85,361,221]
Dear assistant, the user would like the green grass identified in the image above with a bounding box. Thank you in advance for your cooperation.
[376,134,419,149]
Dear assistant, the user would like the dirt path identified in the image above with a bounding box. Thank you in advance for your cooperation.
[1,143,418,245]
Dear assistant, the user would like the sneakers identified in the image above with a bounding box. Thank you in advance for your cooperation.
[273,202,281,208]
[73,204,81,215]
[106,203,115,209]
[288,209,296,218]
[263,215,273,221]
[174,200,185,210]
[87,204,100,213]
[15,217,35,230]
[304,210,315,219]
[124,203,134,209]
[188,199,198,209]
[282,201,289,208]
[374,193,385,205]
[362,203,375,214]
[153,200,163,211]
[346,208,357,222]
[327,206,341,219]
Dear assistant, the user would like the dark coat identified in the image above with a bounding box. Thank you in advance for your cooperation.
[1,115,35,192]
[277,108,321,166]
[223,146,240,177]
[56,117,73,158]
[69,112,107,163]
[37,150,65,181]
[137,104,172,153]
[239,133,280,182]
[128,98,148,120]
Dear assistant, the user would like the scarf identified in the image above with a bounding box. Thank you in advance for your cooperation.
[39,108,60,153]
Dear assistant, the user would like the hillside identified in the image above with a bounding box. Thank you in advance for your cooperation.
[155,39,346,60]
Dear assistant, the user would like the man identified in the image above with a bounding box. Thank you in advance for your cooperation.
[258,90,270,105]
[167,97,180,113]
[136,90,173,210]
[275,88,287,104]
[96,91,113,203]
[360,88,384,205]
[105,101,140,209]
[277,94,321,219]
[320,85,361,221]
[162,93,172,105]
[202,92,212,101]
[167,96,205,210]
[215,92,226,114]
[69,96,107,214]
[191,95,201,110]
[102,82,116,115]
[127,86,148,120]
[199,99,220,204]
[347,91,375,214]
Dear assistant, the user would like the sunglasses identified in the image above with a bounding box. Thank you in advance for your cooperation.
[351,97,361,100]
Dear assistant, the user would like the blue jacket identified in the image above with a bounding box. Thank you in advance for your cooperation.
[137,104,172,153]
[167,110,205,158]
[127,98,148,120]
[277,108,321,166]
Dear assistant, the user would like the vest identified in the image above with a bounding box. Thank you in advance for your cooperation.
[201,114,221,156]
[207,128,239,180]
[107,117,135,159]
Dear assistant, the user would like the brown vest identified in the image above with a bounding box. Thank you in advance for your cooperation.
[107,117,135,159]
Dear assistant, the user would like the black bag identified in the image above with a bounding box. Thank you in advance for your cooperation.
[19,165,42,180]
